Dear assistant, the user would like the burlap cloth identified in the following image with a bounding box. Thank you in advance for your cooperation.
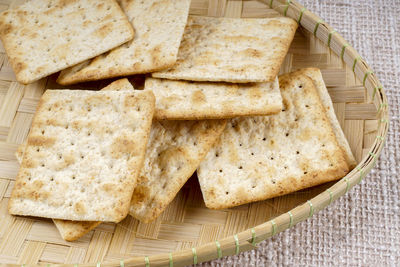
[201,1,400,266]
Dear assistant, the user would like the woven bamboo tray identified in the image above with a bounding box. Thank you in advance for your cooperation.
[0,0,389,266]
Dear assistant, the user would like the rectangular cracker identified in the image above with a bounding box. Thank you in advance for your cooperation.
[15,79,137,241]
[298,68,357,168]
[144,77,282,120]
[0,0,134,84]
[9,88,155,222]
[130,119,227,223]
[197,69,350,209]
[152,16,297,83]
[56,0,191,85]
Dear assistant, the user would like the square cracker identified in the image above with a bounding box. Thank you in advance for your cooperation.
[56,0,191,85]
[152,16,297,83]
[130,119,227,223]
[298,68,356,168]
[197,69,350,209]
[9,88,155,222]
[15,79,137,241]
[145,77,282,120]
[0,0,134,84]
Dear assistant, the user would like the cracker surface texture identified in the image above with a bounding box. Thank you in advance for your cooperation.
[0,0,134,84]
[197,71,349,209]
[130,119,227,223]
[9,89,155,222]
[145,77,282,120]
[152,16,298,83]
[298,68,357,168]
[57,0,191,85]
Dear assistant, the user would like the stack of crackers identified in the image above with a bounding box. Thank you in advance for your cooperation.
[1,0,356,241]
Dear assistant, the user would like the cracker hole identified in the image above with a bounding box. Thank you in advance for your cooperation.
[41,163,45,167]
[285,133,289,137]
[296,151,300,154]
[238,166,243,169]
[303,171,308,174]
[162,183,167,189]
[251,152,254,156]
[272,179,276,184]
[252,185,256,189]
[193,142,197,146]
[50,177,54,181]
[284,166,288,169]
[28,177,31,181]
[215,153,219,157]
[299,85,303,89]
[294,118,298,122]
[136,106,141,112]
[270,157,274,160]
[58,154,62,160]
[71,141,75,145]
[219,169,223,173]
[36,148,40,152]
[330,163,333,167]
[87,132,91,136]
[41,130,45,135]
[239,143,242,146]
[305,105,309,108]
[107,5,111,10]
[65,125,69,129]
[72,175,76,180]
[80,155,84,159]
[225,191,229,195]
[262,137,266,141]
[322,144,325,147]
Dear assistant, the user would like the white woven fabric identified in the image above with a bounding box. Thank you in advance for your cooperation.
[201,0,400,266]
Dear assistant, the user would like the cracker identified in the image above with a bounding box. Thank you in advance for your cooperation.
[152,16,297,83]
[15,79,137,241]
[9,89,155,222]
[298,68,357,168]
[197,70,350,209]
[145,77,282,120]
[0,0,134,84]
[56,0,191,85]
[130,119,227,223]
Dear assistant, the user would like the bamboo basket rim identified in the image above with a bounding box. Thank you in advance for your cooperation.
[4,0,389,266]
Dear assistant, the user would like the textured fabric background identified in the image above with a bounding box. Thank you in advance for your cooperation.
[201,1,400,266]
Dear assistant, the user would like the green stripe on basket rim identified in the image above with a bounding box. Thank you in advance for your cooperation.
[341,43,349,59]
[192,247,198,264]
[216,241,222,258]
[234,234,240,255]
[307,200,314,217]
[363,71,374,86]
[313,20,324,36]
[251,228,256,246]
[169,253,173,267]
[327,30,336,47]
[284,0,291,16]
[352,56,361,72]
[297,7,306,23]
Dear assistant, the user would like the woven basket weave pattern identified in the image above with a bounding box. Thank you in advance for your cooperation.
[0,0,388,266]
